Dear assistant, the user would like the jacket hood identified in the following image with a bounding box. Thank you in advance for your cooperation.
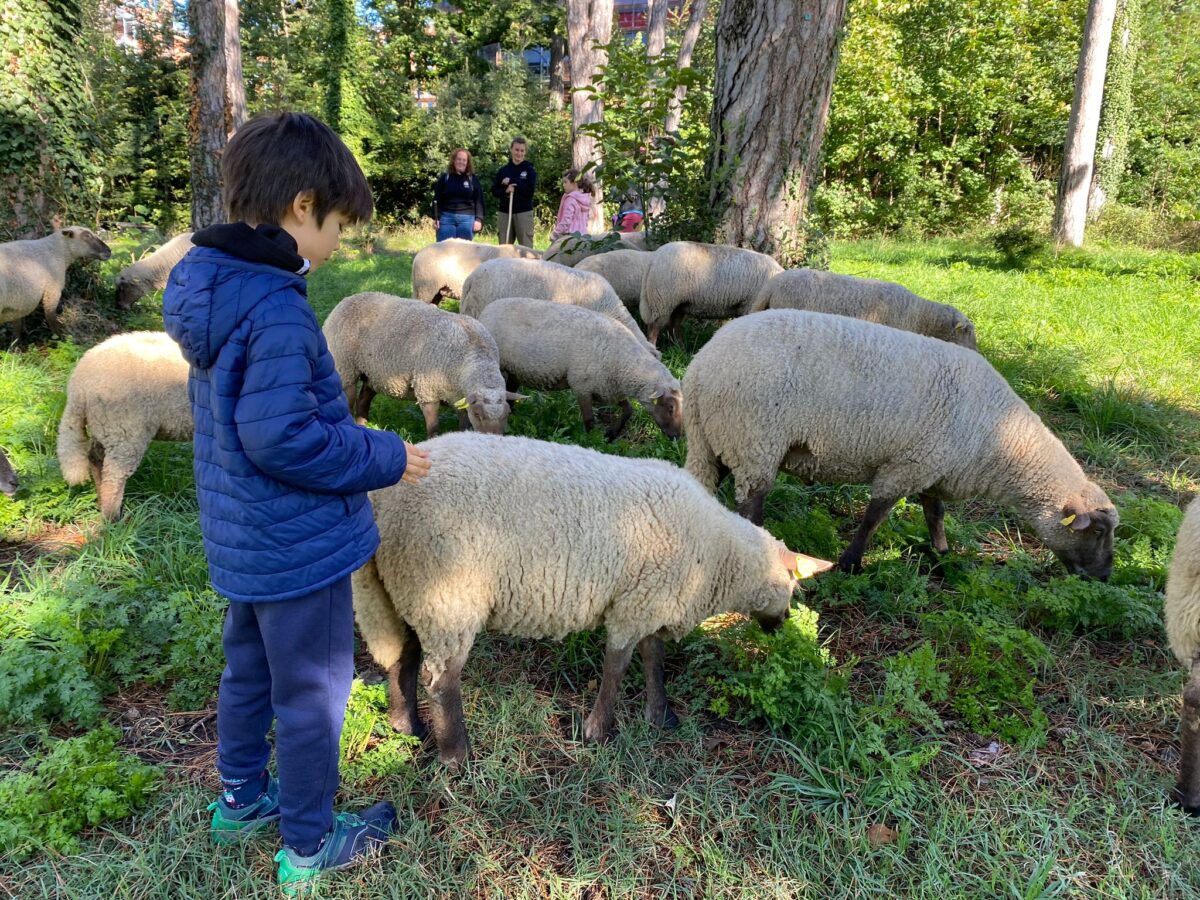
[163,223,308,371]
[569,190,592,208]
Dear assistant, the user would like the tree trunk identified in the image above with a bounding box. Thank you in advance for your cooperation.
[324,0,351,133]
[708,0,846,263]
[646,0,669,58]
[1088,0,1139,217]
[188,0,247,229]
[550,33,567,110]
[568,0,613,232]
[1053,0,1117,247]
[663,0,708,136]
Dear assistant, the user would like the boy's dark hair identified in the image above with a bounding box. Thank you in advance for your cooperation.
[222,112,373,226]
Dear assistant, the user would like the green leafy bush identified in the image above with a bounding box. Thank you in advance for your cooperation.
[339,681,419,788]
[1023,577,1162,640]
[1113,495,1184,589]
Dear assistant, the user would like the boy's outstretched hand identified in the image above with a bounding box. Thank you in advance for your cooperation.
[401,443,432,484]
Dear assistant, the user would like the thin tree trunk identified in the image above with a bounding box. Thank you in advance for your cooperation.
[550,33,567,110]
[663,0,707,135]
[1054,0,1117,247]
[646,0,668,58]
[708,0,846,263]
[225,0,247,130]
[1088,0,1138,217]
[568,0,614,232]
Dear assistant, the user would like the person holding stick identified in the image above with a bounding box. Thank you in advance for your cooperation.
[492,137,536,248]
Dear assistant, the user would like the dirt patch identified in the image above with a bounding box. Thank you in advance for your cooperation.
[106,685,218,789]
[0,524,88,583]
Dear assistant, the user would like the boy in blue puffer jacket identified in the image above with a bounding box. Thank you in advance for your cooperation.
[162,111,431,896]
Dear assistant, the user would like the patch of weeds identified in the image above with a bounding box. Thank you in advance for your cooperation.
[766,504,843,561]
[1023,577,1162,641]
[1062,379,1172,451]
[339,681,418,789]
[0,725,161,861]
[810,558,932,618]
[1113,495,1184,589]
[990,226,1050,269]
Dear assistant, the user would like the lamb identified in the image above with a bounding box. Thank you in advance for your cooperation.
[749,268,978,350]
[57,331,192,521]
[1166,499,1200,814]
[460,257,658,357]
[576,249,651,311]
[0,227,112,337]
[322,292,520,437]
[410,237,541,304]
[544,230,647,267]
[115,232,194,309]
[0,449,17,497]
[478,297,682,440]
[639,241,783,345]
[683,310,1118,578]
[352,431,832,767]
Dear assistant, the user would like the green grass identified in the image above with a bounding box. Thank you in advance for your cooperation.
[2,229,1200,897]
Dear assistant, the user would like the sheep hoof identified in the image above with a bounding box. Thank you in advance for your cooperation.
[582,717,612,744]
[646,706,679,730]
[391,714,430,742]
[438,746,468,770]
[1169,786,1200,817]
[836,552,864,574]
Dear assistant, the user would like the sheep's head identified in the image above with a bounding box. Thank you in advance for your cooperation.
[463,389,525,435]
[749,542,835,633]
[0,451,18,498]
[61,227,112,263]
[116,275,142,309]
[947,311,978,351]
[1038,486,1119,580]
[643,383,683,440]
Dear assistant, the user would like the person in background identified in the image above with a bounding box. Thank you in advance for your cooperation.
[492,136,537,248]
[549,169,593,242]
[433,148,485,241]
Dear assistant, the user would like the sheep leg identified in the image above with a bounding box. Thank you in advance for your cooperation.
[353,382,376,425]
[87,443,105,493]
[1173,656,1200,814]
[387,630,429,742]
[639,635,679,730]
[98,464,132,522]
[42,288,63,335]
[583,640,637,742]
[604,399,635,441]
[839,496,897,573]
[665,308,686,347]
[577,393,597,432]
[9,317,23,343]
[420,401,441,438]
[646,323,662,347]
[735,487,769,526]
[919,492,950,554]
[425,652,470,769]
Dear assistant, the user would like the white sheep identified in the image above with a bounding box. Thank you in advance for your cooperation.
[460,257,657,357]
[576,249,651,311]
[322,292,520,437]
[57,331,192,521]
[0,227,112,337]
[352,431,832,766]
[410,238,541,304]
[683,310,1118,578]
[0,449,17,497]
[1166,498,1200,813]
[478,297,682,440]
[639,241,782,346]
[749,268,978,350]
[544,230,647,267]
[116,232,194,309]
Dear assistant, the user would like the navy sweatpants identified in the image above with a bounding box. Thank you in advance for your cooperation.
[216,576,354,851]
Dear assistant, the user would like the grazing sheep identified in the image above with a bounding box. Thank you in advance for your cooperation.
[0,449,17,497]
[460,257,657,356]
[576,249,651,311]
[683,311,1118,578]
[410,238,541,304]
[544,230,647,267]
[57,331,192,521]
[478,297,682,440]
[1166,498,1200,814]
[0,227,112,337]
[323,292,520,437]
[353,431,832,766]
[639,241,782,345]
[749,268,978,350]
[116,232,194,309]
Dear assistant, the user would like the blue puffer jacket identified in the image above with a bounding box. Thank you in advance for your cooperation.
[162,227,407,602]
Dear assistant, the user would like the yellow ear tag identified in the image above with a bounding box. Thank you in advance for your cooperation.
[792,553,835,580]
[454,398,469,411]
[1060,514,1077,526]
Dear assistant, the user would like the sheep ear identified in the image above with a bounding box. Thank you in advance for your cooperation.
[62,228,76,238]
[1060,508,1092,530]
[778,546,834,580]
[954,320,967,332]
[505,391,529,403]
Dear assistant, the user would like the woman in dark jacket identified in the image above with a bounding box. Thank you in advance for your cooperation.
[433,148,485,241]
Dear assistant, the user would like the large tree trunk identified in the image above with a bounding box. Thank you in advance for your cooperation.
[663,0,708,136]
[568,0,613,232]
[188,0,247,229]
[1053,0,1117,247]
[549,33,567,111]
[1088,0,1139,217]
[708,0,846,263]
[646,0,669,58]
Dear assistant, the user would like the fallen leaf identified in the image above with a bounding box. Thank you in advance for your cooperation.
[867,823,898,847]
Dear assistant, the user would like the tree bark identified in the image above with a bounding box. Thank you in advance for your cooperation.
[646,0,669,58]
[1053,0,1117,247]
[1088,0,1138,217]
[549,32,567,110]
[568,0,613,232]
[663,0,708,136]
[188,0,247,229]
[707,0,846,263]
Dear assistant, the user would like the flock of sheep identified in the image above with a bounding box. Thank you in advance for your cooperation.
[1,224,1198,811]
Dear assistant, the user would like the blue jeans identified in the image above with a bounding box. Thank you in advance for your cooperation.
[437,212,476,241]
[215,577,354,851]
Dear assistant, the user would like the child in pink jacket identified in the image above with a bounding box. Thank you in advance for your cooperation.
[550,169,593,240]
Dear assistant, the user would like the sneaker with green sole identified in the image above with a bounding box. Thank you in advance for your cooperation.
[208,773,281,844]
[274,801,397,897]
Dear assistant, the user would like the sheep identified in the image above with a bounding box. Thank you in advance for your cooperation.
[749,268,978,350]
[115,232,194,309]
[478,297,682,440]
[352,431,833,767]
[322,292,520,437]
[0,449,17,497]
[460,257,658,357]
[639,241,783,346]
[1166,498,1200,814]
[544,230,647,267]
[57,331,192,521]
[0,227,112,337]
[576,249,651,311]
[683,310,1118,578]
[410,237,541,304]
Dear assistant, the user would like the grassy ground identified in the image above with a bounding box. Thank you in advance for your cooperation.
[1,228,1199,898]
